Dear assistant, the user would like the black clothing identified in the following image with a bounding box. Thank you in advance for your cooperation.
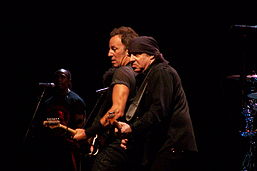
[150,150,198,171]
[27,90,87,171]
[41,90,86,128]
[128,60,198,170]
[85,65,136,171]
[86,65,136,137]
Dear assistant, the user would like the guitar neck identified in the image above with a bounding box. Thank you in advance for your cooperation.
[59,124,77,135]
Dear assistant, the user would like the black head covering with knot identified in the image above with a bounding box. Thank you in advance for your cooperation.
[128,36,168,63]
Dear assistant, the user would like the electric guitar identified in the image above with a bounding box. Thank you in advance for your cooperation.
[43,118,99,156]
[43,119,77,134]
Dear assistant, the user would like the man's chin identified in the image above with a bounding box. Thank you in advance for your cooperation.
[112,64,119,68]
[134,69,141,73]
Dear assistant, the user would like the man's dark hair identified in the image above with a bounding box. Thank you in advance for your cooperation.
[110,26,139,49]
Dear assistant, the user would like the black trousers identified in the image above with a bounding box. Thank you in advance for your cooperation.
[150,149,198,171]
[90,138,130,171]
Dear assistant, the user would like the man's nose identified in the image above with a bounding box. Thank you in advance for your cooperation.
[130,55,135,62]
[108,49,114,57]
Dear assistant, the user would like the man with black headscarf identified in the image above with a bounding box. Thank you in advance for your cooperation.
[118,36,198,171]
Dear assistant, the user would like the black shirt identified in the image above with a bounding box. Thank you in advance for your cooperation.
[130,60,198,156]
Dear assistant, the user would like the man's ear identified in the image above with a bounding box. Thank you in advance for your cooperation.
[125,49,129,57]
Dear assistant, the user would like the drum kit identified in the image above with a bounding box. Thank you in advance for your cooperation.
[227,24,257,170]
[227,73,257,170]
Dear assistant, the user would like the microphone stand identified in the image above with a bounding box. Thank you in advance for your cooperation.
[83,87,109,128]
[23,87,46,144]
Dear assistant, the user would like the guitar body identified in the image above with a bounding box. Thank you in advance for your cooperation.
[92,124,121,150]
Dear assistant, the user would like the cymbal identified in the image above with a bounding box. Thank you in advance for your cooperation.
[248,92,257,99]
[247,74,257,79]
[227,74,257,82]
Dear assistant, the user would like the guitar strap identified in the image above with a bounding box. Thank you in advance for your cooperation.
[126,67,153,121]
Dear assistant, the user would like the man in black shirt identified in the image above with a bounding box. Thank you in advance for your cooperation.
[27,68,87,171]
[73,26,139,171]
[118,36,198,171]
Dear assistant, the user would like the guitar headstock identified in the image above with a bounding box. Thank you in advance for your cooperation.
[42,118,76,134]
[43,118,60,129]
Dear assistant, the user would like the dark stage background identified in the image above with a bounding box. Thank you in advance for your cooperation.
[2,2,257,170]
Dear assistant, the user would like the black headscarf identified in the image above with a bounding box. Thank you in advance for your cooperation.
[128,36,168,63]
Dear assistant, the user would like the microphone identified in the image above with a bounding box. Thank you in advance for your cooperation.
[231,24,257,31]
[232,25,257,29]
[38,82,55,88]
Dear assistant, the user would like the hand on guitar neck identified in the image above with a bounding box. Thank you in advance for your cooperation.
[43,119,96,156]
